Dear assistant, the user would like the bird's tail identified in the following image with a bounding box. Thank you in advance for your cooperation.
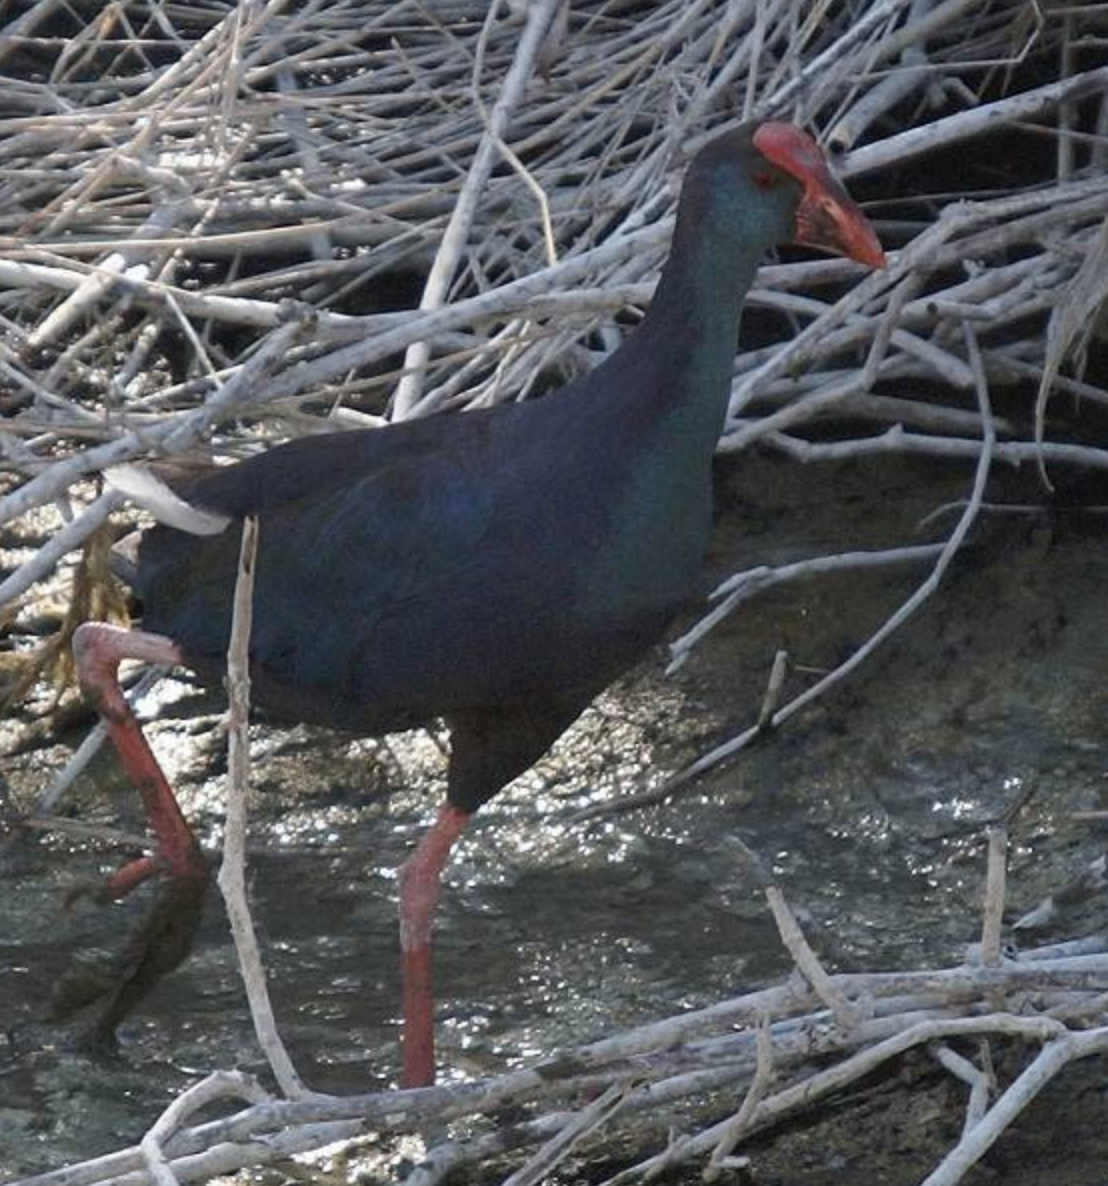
[105,464,231,536]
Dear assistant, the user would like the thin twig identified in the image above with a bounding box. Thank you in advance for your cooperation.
[703,1011,774,1180]
[217,515,308,1098]
[979,826,1007,968]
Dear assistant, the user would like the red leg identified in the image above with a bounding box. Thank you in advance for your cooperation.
[397,803,470,1088]
[47,623,211,1045]
[72,622,207,894]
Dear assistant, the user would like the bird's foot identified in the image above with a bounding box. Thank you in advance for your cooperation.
[63,817,209,908]
[62,852,165,908]
[52,855,210,1047]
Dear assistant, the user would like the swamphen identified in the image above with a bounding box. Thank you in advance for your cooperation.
[72,121,883,1087]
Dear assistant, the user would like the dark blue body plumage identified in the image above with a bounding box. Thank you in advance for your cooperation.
[130,124,812,811]
[134,362,711,809]
[137,385,686,717]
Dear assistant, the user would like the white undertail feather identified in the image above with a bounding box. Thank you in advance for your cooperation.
[105,464,231,536]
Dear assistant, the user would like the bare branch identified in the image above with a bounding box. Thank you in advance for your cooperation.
[217,515,308,1098]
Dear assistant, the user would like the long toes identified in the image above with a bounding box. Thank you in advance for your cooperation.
[62,852,163,910]
[121,870,210,980]
[47,948,131,1024]
[50,869,210,1049]
[62,879,118,909]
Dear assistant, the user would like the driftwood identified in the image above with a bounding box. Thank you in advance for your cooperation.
[3,0,1108,1182]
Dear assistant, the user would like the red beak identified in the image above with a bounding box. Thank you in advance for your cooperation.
[794,170,885,269]
[753,122,885,269]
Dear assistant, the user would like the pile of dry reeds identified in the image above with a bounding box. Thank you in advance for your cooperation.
[3,0,1108,1182]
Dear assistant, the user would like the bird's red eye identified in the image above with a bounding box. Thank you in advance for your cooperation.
[754,169,777,189]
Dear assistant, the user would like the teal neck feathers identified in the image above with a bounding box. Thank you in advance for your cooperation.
[629,151,796,450]
[578,148,797,619]
[604,151,797,495]
[636,217,761,449]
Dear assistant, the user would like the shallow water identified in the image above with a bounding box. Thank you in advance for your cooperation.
[3,453,1108,1178]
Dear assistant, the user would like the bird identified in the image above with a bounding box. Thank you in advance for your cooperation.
[69,120,883,1088]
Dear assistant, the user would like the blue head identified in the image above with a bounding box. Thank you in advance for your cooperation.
[675,121,884,267]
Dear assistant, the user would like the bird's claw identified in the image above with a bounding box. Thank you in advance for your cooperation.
[63,848,188,911]
[62,878,118,909]
[51,865,211,1046]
